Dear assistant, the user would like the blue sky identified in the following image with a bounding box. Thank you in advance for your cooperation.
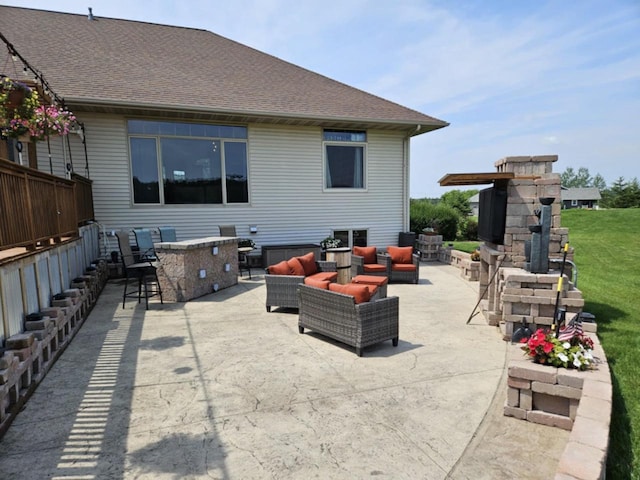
[8,0,640,197]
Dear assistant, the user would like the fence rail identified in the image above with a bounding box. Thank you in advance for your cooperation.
[0,157,94,252]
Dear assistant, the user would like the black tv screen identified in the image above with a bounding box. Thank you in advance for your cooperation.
[478,186,507,244]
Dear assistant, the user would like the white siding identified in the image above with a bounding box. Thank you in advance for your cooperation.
[81,116,410,254]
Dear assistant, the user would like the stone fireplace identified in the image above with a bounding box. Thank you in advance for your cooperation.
[451,155,586,339]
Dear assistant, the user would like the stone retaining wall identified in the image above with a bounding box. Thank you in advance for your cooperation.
[505,336,611,480]
[0,261,108,438]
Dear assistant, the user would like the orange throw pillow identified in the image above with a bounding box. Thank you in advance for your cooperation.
[296,252,317,276]
[387,246,413,264]
[287,257,306,276]
[353,246,377,264]
[304,277,330,289]
[328,283,371,304]
[268,260,291,275]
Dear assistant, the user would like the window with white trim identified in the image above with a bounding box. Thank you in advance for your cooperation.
[128,120,248,204]
[323,129,366,189]
[333,229,368,247]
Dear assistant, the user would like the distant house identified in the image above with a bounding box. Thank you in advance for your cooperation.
[0,6,448,253]
[468,193,480,217]
[560,187,601,209]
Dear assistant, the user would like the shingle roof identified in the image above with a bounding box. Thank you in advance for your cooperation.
[560,187,601,201]
[0,6,448,134]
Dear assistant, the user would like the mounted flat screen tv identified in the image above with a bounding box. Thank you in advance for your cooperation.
[477,186,507,244]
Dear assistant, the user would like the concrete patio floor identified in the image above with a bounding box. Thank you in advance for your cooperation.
[0,263,568,479]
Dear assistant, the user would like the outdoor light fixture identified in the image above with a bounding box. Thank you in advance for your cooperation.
[212,246,218,255]
[224,263,231,272]
[249,225,258,233]
[199,269,206,279]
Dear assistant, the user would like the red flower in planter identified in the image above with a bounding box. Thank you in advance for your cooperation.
[520,327,595,370]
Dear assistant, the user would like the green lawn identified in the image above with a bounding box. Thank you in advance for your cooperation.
[562,209,640,478]
[450,241,481,254]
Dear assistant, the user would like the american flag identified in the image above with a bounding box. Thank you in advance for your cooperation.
[558,314,584,341]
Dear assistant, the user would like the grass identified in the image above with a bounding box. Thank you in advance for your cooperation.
[562,209,640,479]
[450,241,482,254]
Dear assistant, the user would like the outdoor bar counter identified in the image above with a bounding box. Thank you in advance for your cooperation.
[154,236,239,302]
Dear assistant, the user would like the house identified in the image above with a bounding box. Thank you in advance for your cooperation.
[468,193,480,217]
[0,6,447,258]
[560,187,601,209]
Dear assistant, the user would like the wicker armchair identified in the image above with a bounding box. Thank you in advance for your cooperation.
[387,246,420,284]
[264,260,337,312]
[298,284,399,356]
[351,251,391,277]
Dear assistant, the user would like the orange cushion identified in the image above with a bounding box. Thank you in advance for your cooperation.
[387,246,413,264]
[268,260,291,275]
[353,246,377,264]
[352,275,388,287]
[296,252,317,276]
[308,271,338,282]
[287,257,306,276]
[392,263,417,272]
[329,283,371,304]
[363,264,387,273]
[304,277,330,289]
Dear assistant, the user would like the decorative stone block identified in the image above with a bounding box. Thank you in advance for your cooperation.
[509,361,558,383]
[527,410,573,430]
[532,381,582,400]
[6,333,35,349]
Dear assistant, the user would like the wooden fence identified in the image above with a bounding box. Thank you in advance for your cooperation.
[0,157,94,253]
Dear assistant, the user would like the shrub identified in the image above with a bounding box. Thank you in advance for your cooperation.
[458,217,478,241]
[410,199,460,240]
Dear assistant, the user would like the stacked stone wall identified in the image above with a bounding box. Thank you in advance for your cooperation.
[0,261,108,437]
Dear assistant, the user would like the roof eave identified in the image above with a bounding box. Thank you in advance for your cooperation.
[66,97,449,134]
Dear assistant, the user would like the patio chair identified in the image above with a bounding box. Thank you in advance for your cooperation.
[219,225,254,279]
[133,228,157,260]
[158,226,177,242]
[115,231,163,309]
[387,246,420,284]
[351,246,391,278]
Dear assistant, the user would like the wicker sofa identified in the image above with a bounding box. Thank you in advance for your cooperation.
[297,284,399,356]
[264,254,337,312]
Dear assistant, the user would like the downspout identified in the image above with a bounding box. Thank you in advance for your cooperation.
[403,125,421,230]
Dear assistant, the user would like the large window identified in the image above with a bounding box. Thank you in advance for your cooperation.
[128,120,248,204]
[324,129,366,189]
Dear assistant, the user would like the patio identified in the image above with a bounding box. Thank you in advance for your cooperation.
[0,264,568,479]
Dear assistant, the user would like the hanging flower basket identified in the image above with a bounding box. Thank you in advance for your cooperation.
[1,75,73,141]
[0,76,40,138]
[28,104,77,140]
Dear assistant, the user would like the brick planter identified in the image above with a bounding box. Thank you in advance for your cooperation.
[505,336,611,480]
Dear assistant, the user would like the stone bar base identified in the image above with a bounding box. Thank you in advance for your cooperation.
[155,236,239,302]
